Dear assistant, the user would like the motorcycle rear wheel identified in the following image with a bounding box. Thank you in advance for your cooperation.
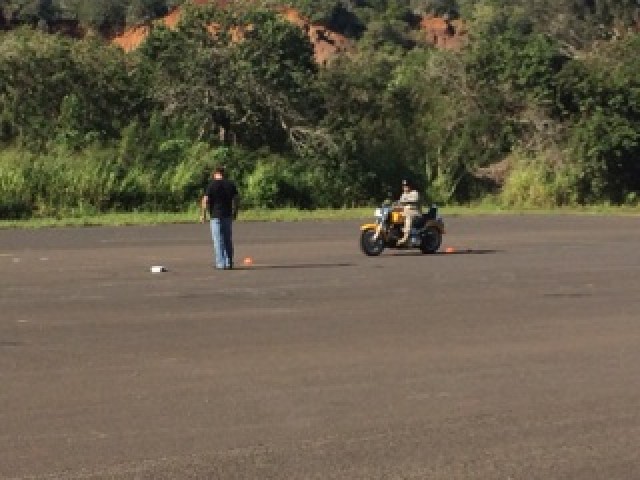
[360,229,385,256]
[420,226,442,254]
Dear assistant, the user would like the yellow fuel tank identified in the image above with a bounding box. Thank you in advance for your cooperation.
[391,211,405,224]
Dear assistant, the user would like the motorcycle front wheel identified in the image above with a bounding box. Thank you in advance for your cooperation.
[420,226,442,254]
[360,229,385,256]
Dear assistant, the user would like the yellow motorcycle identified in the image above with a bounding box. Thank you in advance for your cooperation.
[360,203,445,256]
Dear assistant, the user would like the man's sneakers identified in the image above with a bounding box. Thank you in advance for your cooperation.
[214,263,233,270]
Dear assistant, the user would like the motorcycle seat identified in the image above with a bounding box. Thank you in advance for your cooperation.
[411,207,438,229]
[412,216,426,229]
[424,206,437,219]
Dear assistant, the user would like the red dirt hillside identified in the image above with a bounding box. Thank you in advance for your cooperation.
[419,14,467,50]
[111,0,353,64]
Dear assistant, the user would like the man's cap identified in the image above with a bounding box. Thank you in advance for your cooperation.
[402,179,410,187]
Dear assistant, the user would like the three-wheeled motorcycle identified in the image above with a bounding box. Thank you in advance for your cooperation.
[360,203,445,256]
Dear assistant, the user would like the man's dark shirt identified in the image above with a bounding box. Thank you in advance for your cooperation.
[205,178,238,218]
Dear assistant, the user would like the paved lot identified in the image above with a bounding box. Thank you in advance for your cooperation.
[1,214,640,479]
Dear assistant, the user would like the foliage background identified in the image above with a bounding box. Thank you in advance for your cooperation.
[0,0,639,218]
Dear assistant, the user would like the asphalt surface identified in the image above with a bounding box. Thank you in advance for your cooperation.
[1,214,640,479]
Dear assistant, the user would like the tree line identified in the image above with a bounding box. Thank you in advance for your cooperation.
[1,0,183,33]
[0,0,639,218]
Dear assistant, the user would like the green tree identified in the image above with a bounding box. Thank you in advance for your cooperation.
[126,0,179,25]
[462,0,639,54]
[0,0,54,25]
[557,34,640,201]
[73,0,128,33]
[0,28,148,148]
[139,4,320,152]
[316,49,428,204]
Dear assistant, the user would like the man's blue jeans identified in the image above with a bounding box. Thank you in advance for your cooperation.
[210,217,233,269]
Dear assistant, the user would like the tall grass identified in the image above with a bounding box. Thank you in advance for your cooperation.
[0,142,349,220]
[0,149,34,218]
[0,143,215,219]
[2,142,637,223]
[500,151,579,208]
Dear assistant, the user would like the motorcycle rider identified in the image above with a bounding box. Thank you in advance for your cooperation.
[397,179,421,245]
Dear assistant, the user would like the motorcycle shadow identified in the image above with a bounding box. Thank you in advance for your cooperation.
[235,262,356,270]
[387,249,501,256]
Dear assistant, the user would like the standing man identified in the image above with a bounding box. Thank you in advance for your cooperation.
[397,179,421,245]
[200,166,239,270]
